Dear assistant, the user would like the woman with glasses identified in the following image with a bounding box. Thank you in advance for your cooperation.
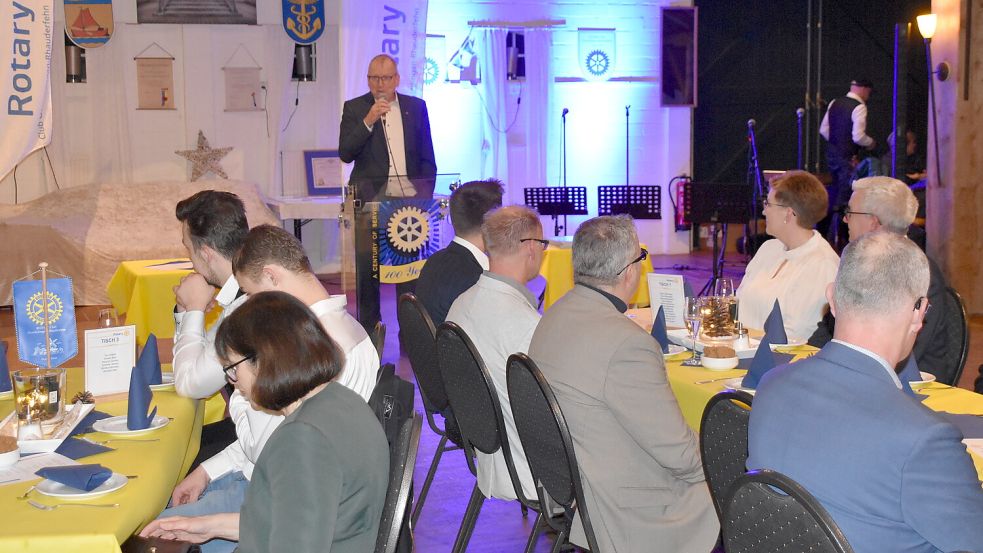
[141,291,389,553]
[736,170,840,341]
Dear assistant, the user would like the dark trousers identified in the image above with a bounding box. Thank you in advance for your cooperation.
[817,162,852,250]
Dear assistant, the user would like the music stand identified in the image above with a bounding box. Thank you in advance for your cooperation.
[597,185,662,219]
[524,186,588,236]
[685,183,752,295]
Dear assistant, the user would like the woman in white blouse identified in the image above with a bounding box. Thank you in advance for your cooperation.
[736,171,840,341]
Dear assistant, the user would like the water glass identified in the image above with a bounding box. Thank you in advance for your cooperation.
[98,308,119,328]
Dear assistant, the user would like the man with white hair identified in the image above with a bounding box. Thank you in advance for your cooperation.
[808,176,951,381]
[446,205,545,502]
[529,216,718,553]
[748,231,983,552]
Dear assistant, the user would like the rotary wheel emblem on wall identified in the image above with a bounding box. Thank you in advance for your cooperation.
[26,291,64,326]
[387,206,430,253]
[424,58,440,85]
[586,49,611,76]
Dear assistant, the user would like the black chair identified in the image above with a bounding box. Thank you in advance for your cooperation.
[506,353,600,553]
[396,293,462,525]
[372,321,387,360]
[699,389,754,521]
[375,414,423,553]
[436,322,543,553]
[722,469,854,553]
[936,286,969,386]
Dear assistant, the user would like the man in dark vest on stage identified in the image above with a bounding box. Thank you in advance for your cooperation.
[339,54,437,331]
[819,78,876,244]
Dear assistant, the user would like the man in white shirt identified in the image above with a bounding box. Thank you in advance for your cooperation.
[415,179,504,325]
[157,225,379,553]
[446,206,545,501]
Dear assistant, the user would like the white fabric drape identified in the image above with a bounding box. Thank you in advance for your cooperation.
[476,28,509,183]
[266,25,303,195]
[522,29,555,194]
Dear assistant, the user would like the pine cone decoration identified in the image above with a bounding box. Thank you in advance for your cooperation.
[702,297,738,338]
[72,391,95,404]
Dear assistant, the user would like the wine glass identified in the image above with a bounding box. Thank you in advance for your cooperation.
[714,278,736,297]
[682,296,705,366]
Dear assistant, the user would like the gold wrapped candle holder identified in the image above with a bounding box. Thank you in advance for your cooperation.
[11,369,67,439]
[700,296,739,339]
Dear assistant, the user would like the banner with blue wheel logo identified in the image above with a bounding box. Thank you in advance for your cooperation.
[578,28,616,81]
[374,199,443,283]
[13,278,79,368]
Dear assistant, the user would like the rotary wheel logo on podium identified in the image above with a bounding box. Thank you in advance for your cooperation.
[375,200,443,283]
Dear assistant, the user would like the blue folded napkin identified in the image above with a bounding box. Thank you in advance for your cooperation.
[55,437,114,460]
[897,356,928,401]
[127,364,157,431]
[70,410,113,436]
[137,334,163,386]
[651,305,670,354]
[737,351,795,371]
[936,412,983,439]
[742,333,779,389]
[35,464,113,491]
[763,300,788,344]
[0,341,9,393]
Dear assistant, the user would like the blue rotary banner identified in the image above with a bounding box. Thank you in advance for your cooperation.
[282,0,325,44]
[374,199,442,284]
[12,278,79,368]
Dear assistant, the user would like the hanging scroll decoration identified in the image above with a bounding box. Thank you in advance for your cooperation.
[223,44,263,112]
[135,42,176,110]
[65,0,113,48]
[282,0,325,44]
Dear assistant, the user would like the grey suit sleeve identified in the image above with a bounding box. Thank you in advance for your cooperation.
[603,332,705,483]
[262,422,343,553]
[901,421,983,550]
[339,100,372,163]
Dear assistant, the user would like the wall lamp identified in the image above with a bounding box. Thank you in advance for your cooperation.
[916,13,944,187]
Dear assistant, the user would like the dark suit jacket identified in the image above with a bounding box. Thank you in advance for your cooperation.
[338,92,437,201]
[748,341,983,553]
[808,255,951,381]
[414,241,482,326]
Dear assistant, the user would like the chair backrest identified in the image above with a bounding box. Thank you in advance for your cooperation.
[723,469,854,553]
[506,353,600,553]
[374,414,423,553]
[936,286,969,386]
[371,321,387,360]
[435,322,504,466]
[699,389,754,521]
[396,293,450,413]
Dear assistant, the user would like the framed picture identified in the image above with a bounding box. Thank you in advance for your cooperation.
[304,150,343,196]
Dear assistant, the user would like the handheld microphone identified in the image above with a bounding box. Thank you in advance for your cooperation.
[376,94,388,121]
[796,108,805,118]
[747,118,756,128]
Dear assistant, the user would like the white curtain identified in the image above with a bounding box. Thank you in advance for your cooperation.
[476,28,509,183]
[522,28,555,194]
[265,25,303,196]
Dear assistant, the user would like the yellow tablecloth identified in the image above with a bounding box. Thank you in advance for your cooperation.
[106,259,220,345]
[0,366,204,553]
[540,244,654,309]
[665,349,983,478]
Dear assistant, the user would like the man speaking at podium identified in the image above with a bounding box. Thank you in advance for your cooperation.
[339,54,437,201]
[339,54,437,330]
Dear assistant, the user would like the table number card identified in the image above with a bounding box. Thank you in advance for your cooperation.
[647,273,687,327]
[84,325,136,396]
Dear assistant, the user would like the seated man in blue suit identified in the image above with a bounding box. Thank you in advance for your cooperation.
[748,231,983,553]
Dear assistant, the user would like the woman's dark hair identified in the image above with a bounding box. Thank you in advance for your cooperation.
[215,291,345,411]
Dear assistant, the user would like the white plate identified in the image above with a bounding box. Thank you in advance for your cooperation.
[667,328,760,359]
[910,371,937,390]
[4,403,96,455]
[91,414,170,435]
[0,390,11,399]
[722,377,757,395]
[770,338,806,350]
[664,344,687,357]
[149,373,175,390]
[36,472,127,499]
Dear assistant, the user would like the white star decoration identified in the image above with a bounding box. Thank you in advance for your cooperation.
[176,131,233,181]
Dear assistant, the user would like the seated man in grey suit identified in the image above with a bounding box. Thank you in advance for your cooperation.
[529,216,718,553]
[749,231,983,553]
[415,179,503,325]
[446,206,545,502]
[808,176,951,381]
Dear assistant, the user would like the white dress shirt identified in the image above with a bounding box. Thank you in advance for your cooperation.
[447,272,539,501]
[199,294,379,481]
[172,275,247,399]
[452,236,490,270]
[819,91,875,148]
[736,231,840,341]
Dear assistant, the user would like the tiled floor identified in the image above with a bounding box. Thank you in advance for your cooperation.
[1,249,981,551]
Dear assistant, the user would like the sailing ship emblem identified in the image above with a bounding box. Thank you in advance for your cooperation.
[64,0,114,48]
[282,0,325,45]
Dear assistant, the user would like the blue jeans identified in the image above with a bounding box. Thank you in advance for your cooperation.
[159,471,249,553]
